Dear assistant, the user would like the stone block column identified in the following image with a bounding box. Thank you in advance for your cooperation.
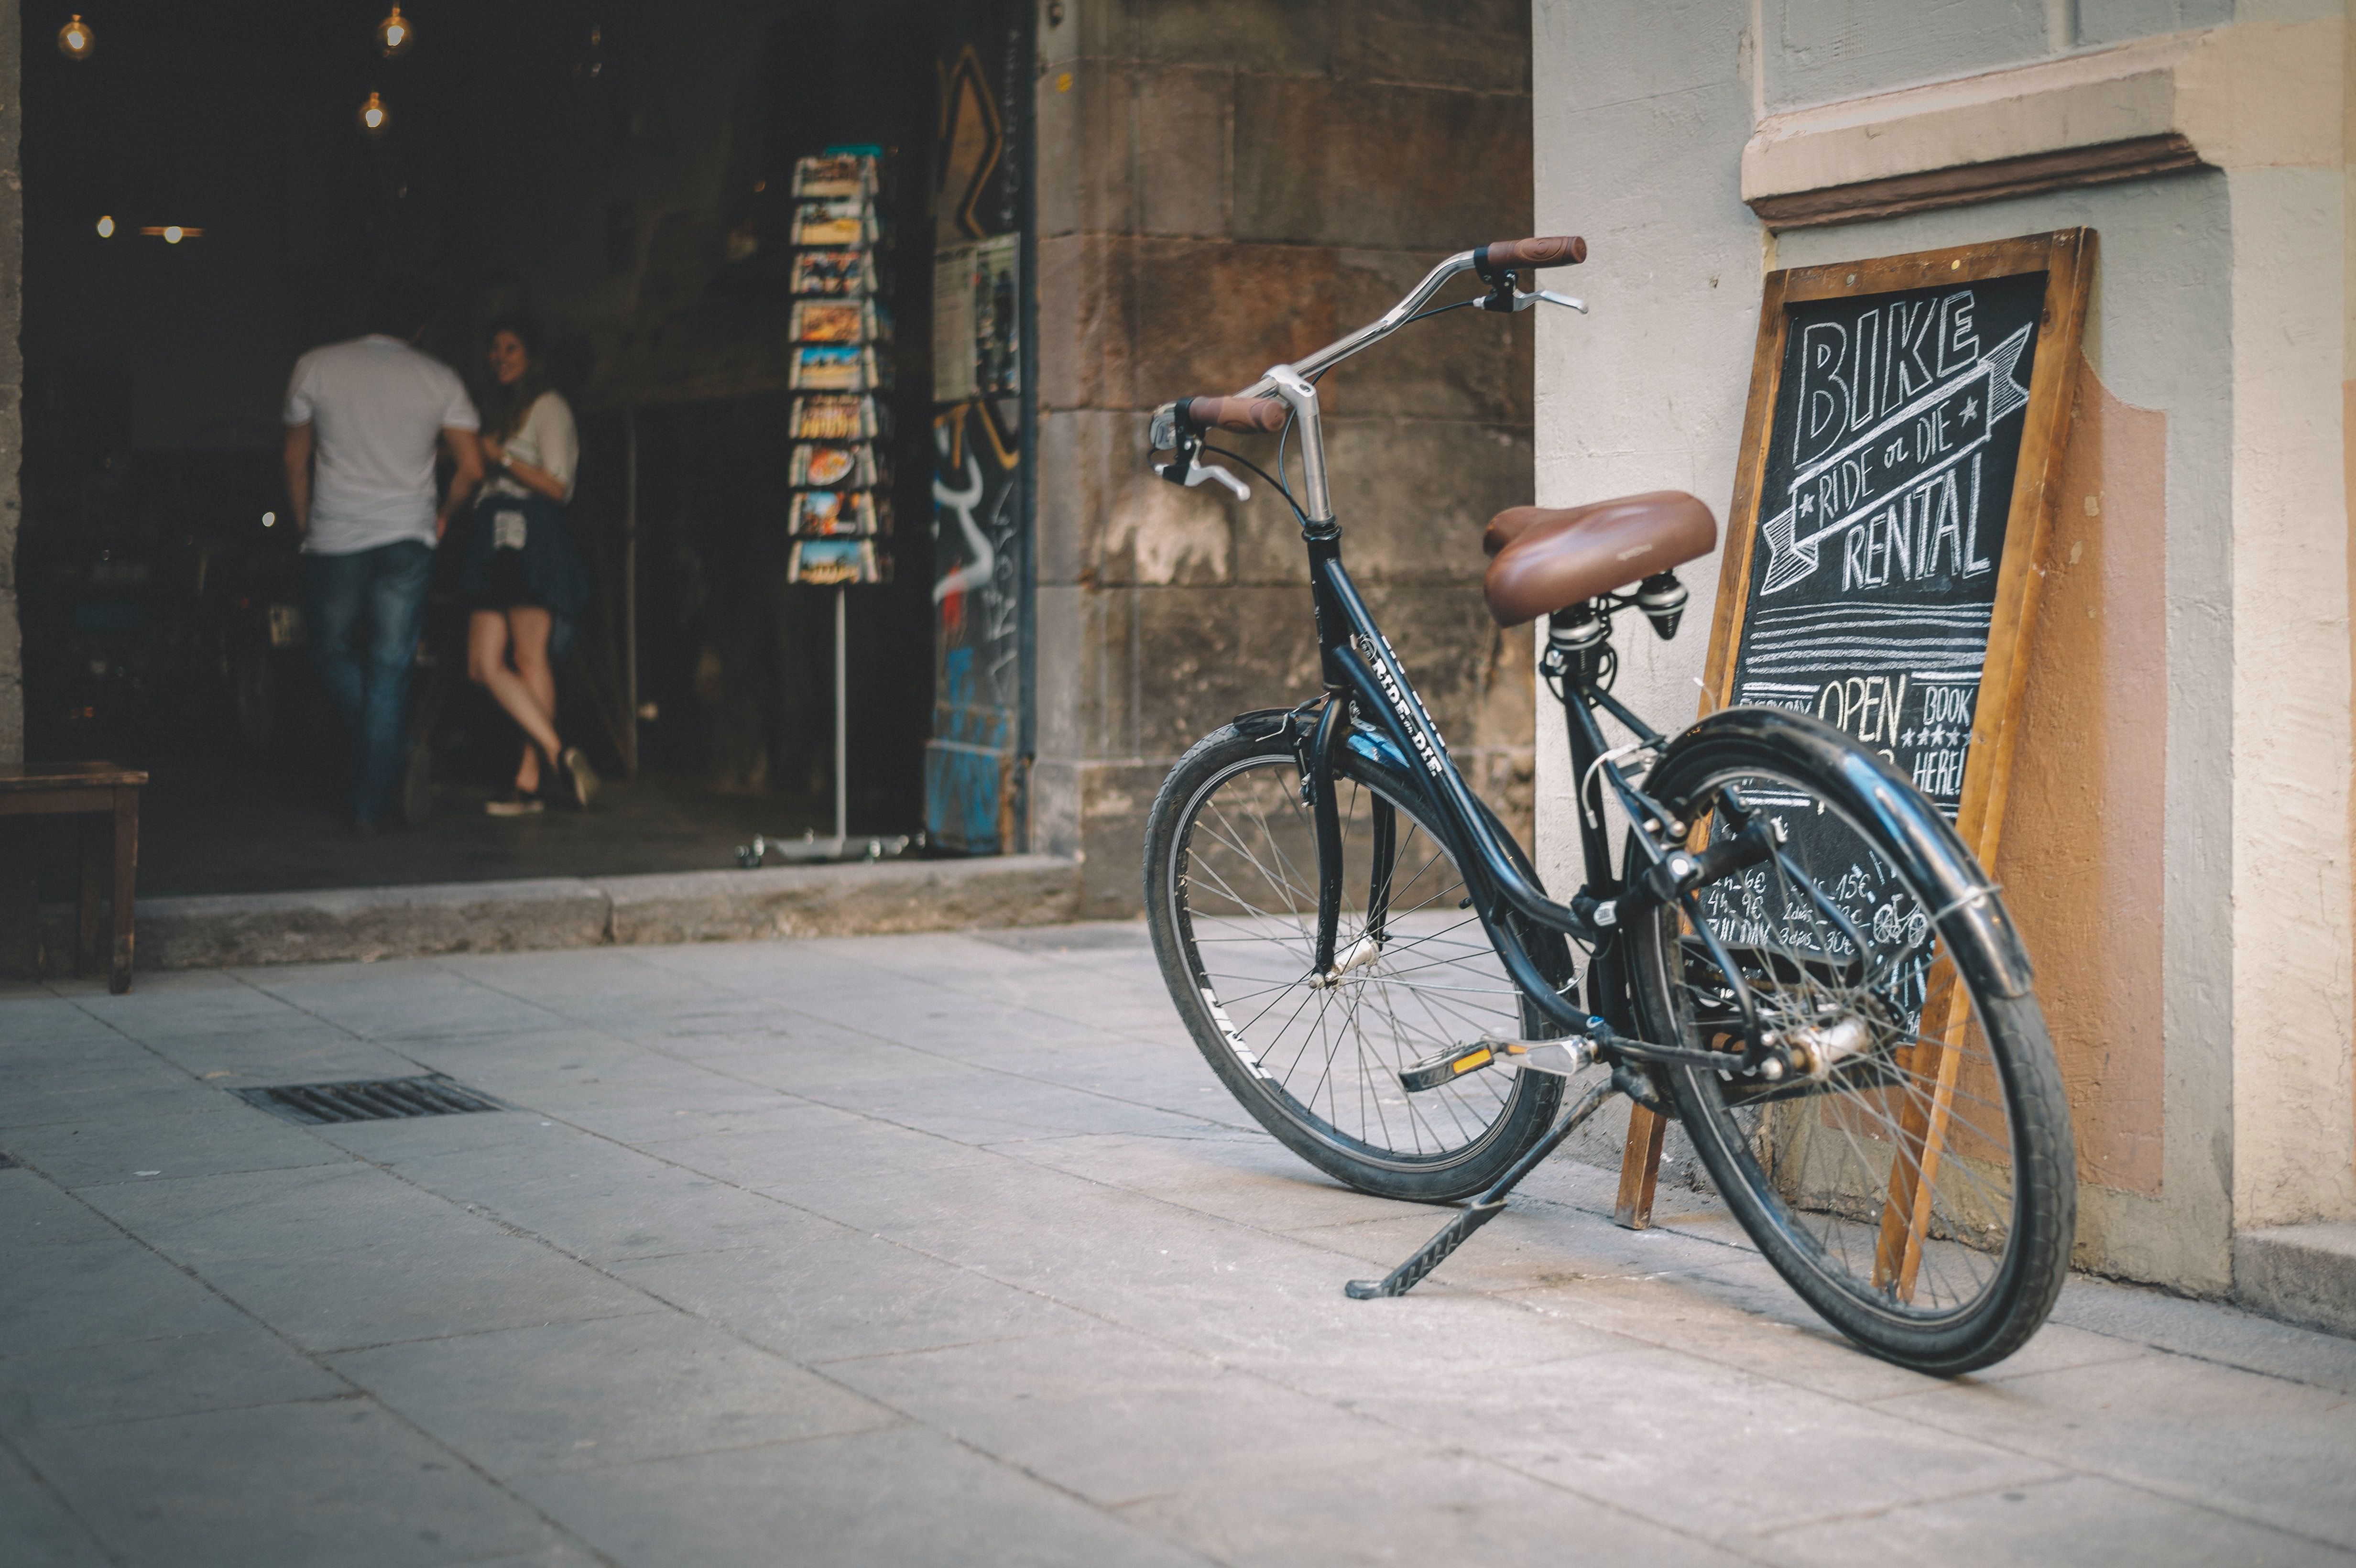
[1031,0,1540,915]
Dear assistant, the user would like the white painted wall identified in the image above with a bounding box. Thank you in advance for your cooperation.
[1531,0,2350,1288]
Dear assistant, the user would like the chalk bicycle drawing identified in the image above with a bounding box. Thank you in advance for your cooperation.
[1139,237,2075,1374]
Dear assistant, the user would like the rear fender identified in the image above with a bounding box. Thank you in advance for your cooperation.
[1654,707,2032,1000]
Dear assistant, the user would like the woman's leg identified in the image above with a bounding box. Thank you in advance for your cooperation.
[506,608,559,792]
[466,609,562,781]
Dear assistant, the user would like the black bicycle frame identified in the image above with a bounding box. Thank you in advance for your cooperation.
[1298,526,1676,1043]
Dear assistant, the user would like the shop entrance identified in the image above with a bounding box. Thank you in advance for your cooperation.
[8,0,1032,915]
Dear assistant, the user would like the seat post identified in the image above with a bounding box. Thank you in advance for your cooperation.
[1545,604,1620,880]
[1542,602,1610,688]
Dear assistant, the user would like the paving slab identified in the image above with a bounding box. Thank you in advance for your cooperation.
[1116,1446,1752,1568]
[330,1312,899,1477]
[0,1239,255,1356]
[5,924,2355,1565]
[3,1102,353,1188]
[512,1423,1207,1568]
[0,1168,126,1249]
[2048,1271,2356,1395]
[0,1063,218,1132]
[1874,1348,2356,1552]
[127,1023,423,1087]
[0,1326,350,1436]
[827,1323,1415,1509]
[1752,1472,2356,1568]
[608,1232,1102,1365]
[78,1162,661,1353]
[0,1441,113,1568]
[323,1114,833,1263]
[16,1397,569,1568]
[1502,1257,2148,1405]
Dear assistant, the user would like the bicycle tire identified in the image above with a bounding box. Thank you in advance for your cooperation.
[1626,707,2075,1374]
[1144,718,1565,1202]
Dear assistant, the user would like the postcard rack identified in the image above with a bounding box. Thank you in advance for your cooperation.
[743,149,912,868]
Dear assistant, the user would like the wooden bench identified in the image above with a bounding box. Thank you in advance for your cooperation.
[0,762,147,993]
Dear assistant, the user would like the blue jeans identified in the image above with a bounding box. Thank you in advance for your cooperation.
[305,539,433,825]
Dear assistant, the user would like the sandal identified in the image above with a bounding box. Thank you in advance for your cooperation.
[560,747,600,809]
[484,787,544,817]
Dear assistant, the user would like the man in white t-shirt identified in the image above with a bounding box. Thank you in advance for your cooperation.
[283,275,483,829]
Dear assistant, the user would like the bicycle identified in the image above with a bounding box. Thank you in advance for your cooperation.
[1138,236,2076,1375]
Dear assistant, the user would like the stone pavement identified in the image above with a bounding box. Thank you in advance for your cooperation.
[3,923,2354,1568]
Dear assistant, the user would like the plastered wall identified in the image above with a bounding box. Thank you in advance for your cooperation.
[1533,0,2351,1290]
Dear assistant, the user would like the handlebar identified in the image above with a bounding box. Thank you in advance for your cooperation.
[1480,235,1586,272]
[1180,396,1290,435]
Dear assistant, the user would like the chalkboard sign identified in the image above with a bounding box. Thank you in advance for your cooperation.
[1701,230,2094,853]
[1614,231,2096,1235]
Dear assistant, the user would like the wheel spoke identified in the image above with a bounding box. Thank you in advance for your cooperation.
[1652,763,2037,1331]
[1164,750,1543,1175]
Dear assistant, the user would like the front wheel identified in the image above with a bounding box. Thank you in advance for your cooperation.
[1627,708,2075,1374]
[1144,717,1565,1202]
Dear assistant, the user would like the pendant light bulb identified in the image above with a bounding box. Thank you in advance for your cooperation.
[95,215,114,238]
[56,13,95,61]
[375,6,415,58]
[358,91,390,137]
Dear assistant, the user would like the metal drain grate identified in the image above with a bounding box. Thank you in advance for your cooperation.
[229,1074,510,1125]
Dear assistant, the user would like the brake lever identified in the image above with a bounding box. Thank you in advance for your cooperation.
[1156,454,1251,502]
[1147,407,1251,502]
[1510,289,1588,314]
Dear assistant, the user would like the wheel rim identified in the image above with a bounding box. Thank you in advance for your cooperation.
[1649,762,2028,1327]
[1168,751,1534,1170]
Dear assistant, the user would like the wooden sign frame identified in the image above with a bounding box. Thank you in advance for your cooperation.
[1614,228,2097,1231]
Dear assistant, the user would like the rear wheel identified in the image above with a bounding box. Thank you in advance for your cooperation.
[1627,709,2075,1374]
[1145,720,1562,1202]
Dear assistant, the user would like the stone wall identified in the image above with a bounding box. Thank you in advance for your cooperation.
[1032,0,1539,914]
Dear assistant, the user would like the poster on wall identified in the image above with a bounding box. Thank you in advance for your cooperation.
[931,233,1021,404]
[925,11,1030,856]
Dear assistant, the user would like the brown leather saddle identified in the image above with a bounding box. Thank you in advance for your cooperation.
[1481,491,1718,626]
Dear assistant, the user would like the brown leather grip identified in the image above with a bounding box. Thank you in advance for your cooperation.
[1182,396,1288,435]
[1483,235,1587,270]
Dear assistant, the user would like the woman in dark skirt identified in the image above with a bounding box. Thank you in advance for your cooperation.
[461,314,598,813]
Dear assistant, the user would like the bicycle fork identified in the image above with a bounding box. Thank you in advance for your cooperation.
[1307,696,1392,987]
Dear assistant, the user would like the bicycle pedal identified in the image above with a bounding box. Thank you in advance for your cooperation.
[1398,1036,1591,1092]
[1398,1041,1499,1092]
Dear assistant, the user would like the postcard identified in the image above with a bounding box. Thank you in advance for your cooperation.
[791,153,876,200]
[790,395,889,441]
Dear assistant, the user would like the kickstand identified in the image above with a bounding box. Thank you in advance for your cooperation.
[1345,1073,1622,1299]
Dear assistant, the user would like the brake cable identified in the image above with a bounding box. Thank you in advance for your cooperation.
[1202,445,1311,529]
